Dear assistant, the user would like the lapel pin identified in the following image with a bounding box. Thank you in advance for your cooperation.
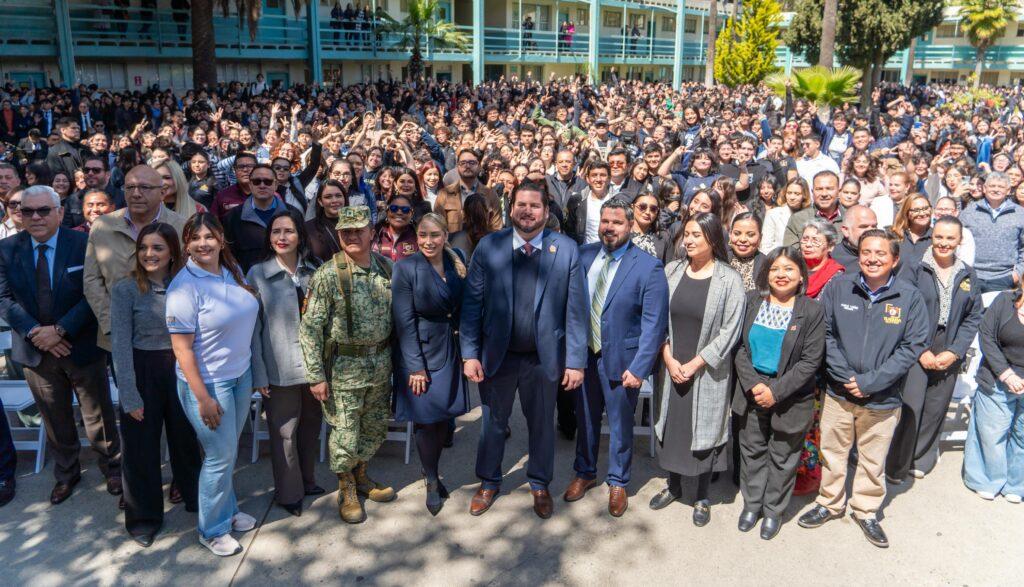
[549,245,557,253]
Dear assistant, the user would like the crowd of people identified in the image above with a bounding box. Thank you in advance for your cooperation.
[0,74,1022,558]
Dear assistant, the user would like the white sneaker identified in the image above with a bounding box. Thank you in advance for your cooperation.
[909,469,926,479]
[1005,494,1022,504]
[976,490,997,501]
[199,534,242,557]
[232,511,257,532]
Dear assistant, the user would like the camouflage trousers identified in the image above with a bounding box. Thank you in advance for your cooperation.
[323,382,391,474]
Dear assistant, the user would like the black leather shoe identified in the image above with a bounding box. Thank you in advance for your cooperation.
[425,479,443,517]
[0,478,15,507]
[692,500,711,527]
[304,485,326,496]
[281,500,303,517]
[760,516,781,540]
[132,531,156,548]
[854,515,889,548]
[50,475,81,505]
[648,487,680,511]
[737,510,759,532]
[798,504,842,529]
[437,480,449,499]
[504,426,511,439]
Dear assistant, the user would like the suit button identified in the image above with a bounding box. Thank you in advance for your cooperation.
[446,313,452,318]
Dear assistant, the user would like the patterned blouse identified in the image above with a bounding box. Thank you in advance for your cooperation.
[632,232,658,257]
[729,254,759,292]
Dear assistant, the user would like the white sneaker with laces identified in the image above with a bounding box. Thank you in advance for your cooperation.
[909,469,925,479]
[232,511,257,532]
[976,490,996,501]
[1005,494,1022,504]
[199,534,243,557]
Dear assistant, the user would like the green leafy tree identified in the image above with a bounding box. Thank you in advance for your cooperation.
[714,0,783,87]
[765,65,862,106]
[785,0,944,104]
[959,0,1019,89]
[380,0,470,81]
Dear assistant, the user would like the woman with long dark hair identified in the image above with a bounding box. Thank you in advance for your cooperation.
[166,213,261,557]
[248,209,324,517]
[305,179,348,262]
[111,222,201,548]
[448,193,497,260]
[651,213,745,527]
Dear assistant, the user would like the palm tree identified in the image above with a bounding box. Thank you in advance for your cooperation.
[959,0,1019,89]
[818,0,838,68]
[190,1,308,89]
[704,0,720,85]
[765,65,861,107]
[380,0,470,81]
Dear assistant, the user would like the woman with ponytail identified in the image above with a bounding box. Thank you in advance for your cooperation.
[391,213,469,516]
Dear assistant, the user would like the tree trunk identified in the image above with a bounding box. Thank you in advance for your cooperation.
[860,64,873,110]
[410,39,423,81]
[903,37,917,85]
[704,0,719,85]
[974,46,986,89]
[191,0,217,89]
[818,0,838,68]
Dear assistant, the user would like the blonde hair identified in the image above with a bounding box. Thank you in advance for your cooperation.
[157,160,199,217]
[418,212,467,278]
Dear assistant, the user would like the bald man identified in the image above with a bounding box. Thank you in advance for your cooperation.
[833,205,878,273]
[84,165,188,351]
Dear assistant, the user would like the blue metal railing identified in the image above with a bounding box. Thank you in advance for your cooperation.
[318,23,474,58]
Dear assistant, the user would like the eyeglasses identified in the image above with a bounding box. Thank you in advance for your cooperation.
[635,203,660,214]
[124,184,161,193]
[234,163,255,170]
[271,165,290,171]
[800,236,826,246]
[909,206,932,214]
[250,178,275,186]
[457,160,478,167]
[83,167,104,174]
[389,204,412,214]
[21,206,55,218]
[7,201,21,209]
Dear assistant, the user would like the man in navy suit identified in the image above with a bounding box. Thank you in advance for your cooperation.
[564,199,668,516]
[461,180,588,519]
[0,185,121,505]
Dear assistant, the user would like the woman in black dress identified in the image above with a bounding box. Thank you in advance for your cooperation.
[650,213,746,527]
[391,213,470,515]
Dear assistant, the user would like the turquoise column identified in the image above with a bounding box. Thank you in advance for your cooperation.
[672,0,685,88]
[473,0,484,84]
[588,0,600,84]
[307,4,323,84]
[55,0,76,86]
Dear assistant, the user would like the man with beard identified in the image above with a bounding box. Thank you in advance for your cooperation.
[563,199,668,517]
[433,148,501,233]
[462,180,588,519]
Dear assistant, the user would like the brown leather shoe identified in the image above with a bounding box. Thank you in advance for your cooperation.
[563,477,597,502]
[608,485,628,517]
[106,474,123,496]
[50,476,81,505]
[470,487,497,516]
[532,489,554,519]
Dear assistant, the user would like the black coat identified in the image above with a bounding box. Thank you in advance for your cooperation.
[733,292,826,434]
[223,199,300,273]
[913,261,982,360]
[305,215,341,264]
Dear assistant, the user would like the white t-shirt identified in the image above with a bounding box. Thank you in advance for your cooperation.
[796,152,840,188]
[166,259,260,383]
[585,193,607,244]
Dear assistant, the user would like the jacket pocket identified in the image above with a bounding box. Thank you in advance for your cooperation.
[624,336,639,349]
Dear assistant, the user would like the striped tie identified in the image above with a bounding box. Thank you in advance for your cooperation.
[590,255,613,353]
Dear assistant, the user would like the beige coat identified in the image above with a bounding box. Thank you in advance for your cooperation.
[84,208,186,350]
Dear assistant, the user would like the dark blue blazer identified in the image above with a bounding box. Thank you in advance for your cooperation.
[392,252,464,373]
[580,242,668,381]
[460,228,588,381]
[0,229,102,368]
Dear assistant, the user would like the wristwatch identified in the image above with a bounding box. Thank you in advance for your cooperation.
[53,325,67,338]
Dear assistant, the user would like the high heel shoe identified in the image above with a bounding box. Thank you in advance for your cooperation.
[437,479,449,499]
[280,500,303,517]
[425,478,443,516]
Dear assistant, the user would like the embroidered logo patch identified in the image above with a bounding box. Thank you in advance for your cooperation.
[960,278,971,292]
[883,304,902,325]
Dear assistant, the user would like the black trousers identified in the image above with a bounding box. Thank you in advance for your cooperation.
[120,350,201,536]
[0,394,15,482]
[886,360,959,481]
[738,404,812,517]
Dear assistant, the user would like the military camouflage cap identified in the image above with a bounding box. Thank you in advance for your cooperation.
[335,205,372,230]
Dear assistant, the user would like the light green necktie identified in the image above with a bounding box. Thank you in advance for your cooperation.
[590,254,613,353]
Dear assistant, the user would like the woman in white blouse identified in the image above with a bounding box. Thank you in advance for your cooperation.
[760,179,811,254]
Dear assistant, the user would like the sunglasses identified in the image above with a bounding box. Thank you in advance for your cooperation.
[83,167,104,174]
[635,203,660,214]
[7,201,21,209]
[388,204,412,214]
[250,178,275,186]
[22,206,55,218]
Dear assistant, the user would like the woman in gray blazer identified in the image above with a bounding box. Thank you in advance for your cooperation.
[650,212,746,527]
[249,208,324,517]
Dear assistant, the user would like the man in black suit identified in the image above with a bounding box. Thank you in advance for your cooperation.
[0,185,121,505]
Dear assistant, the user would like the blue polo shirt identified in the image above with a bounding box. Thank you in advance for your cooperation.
[165,259,260,382]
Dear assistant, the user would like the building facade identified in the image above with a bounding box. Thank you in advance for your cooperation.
[1,1,1023,90]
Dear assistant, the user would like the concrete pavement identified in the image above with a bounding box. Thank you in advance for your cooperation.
[1,393,1021,586]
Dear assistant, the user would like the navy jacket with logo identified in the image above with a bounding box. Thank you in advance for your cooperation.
[818,272,930,410]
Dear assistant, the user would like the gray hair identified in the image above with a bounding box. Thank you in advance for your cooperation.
[21,185,61,208]
[985,171,1010,186]
[802,218,839,247]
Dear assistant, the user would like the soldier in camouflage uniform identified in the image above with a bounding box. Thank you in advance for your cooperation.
[299,206,397,523]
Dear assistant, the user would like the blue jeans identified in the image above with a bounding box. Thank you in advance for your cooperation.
[963,381,1024,497]
[177,370,253,540]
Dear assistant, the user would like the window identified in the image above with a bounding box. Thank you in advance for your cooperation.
[662,16,676,32]
[935,23,962,38]
[576,8,588,27]
[684,15,697,34]
[514,4,552,30]
[628,14,646,28]
[603,11,622,28]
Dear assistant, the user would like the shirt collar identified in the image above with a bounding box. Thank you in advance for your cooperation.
[125,206,162,232]
[599,240,631,262]
[184,258,229,281]
[32,229,59,251]
[858,273,895,297]
[512,229,545,251]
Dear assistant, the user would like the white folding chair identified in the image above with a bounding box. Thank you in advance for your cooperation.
[249,392,269,463]
[0,380,47,474]
[600,376,656,458]
[319,419,414,465]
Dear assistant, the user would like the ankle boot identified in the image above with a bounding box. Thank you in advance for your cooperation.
[337,473,366,524]
[353,461,396,503]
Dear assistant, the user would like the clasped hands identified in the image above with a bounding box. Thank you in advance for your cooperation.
[28,325,70,358]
